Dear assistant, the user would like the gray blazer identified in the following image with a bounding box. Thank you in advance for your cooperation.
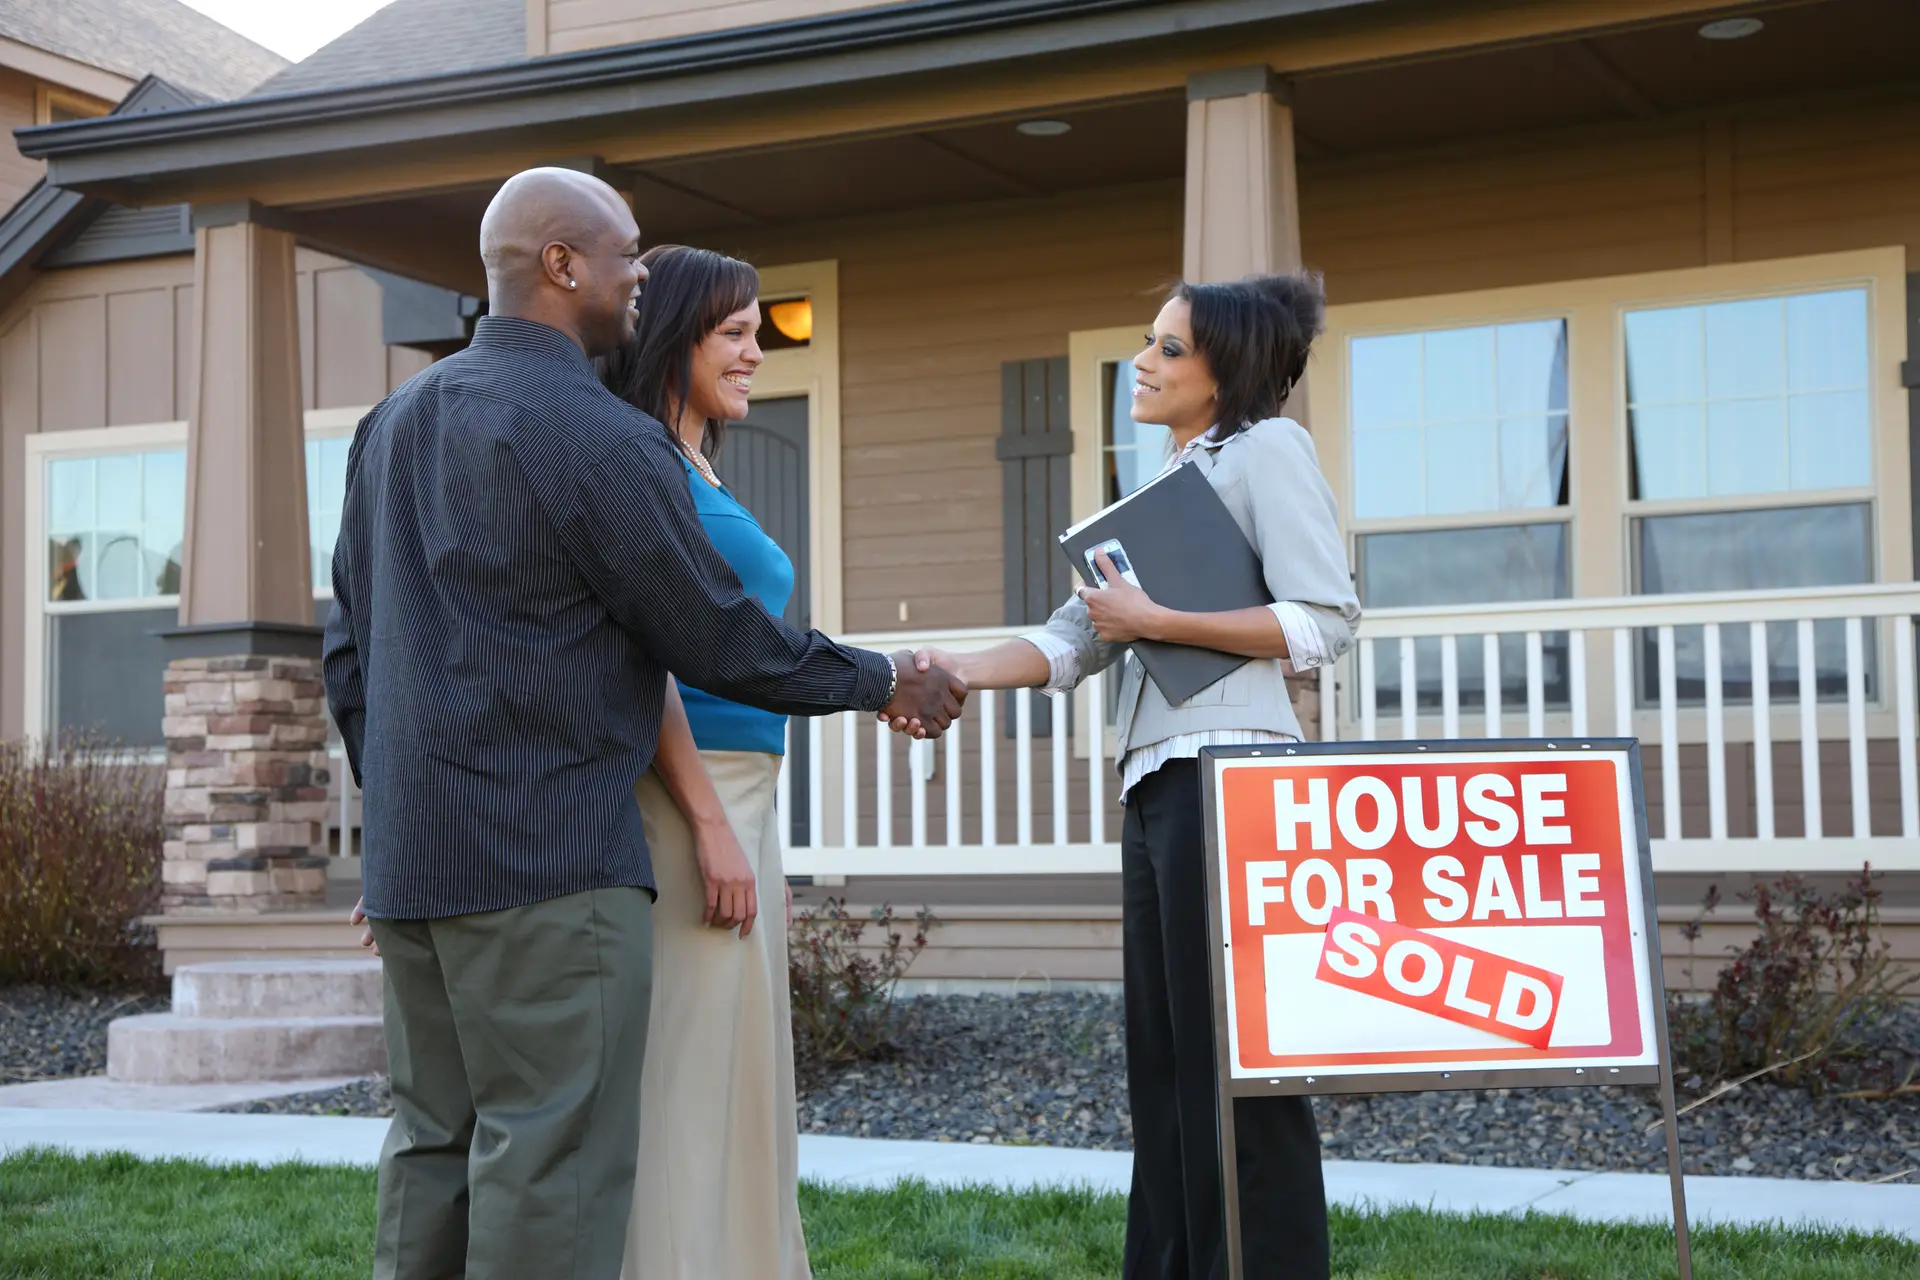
[1034,416,1361,757]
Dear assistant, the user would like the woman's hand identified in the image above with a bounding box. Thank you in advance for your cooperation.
[1076,551,1168,644]
[695,818,758,938]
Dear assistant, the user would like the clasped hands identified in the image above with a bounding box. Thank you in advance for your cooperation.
[876,552,1164,737]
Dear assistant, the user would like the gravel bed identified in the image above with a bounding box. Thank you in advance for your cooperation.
[216,995,1917,1183]
[0,984,170,1083]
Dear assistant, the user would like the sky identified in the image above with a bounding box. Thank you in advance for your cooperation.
[176,0,399,62]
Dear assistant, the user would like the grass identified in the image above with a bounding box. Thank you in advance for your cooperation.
[0,1149,1916,1279]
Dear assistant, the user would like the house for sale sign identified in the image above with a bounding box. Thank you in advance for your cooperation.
[1206,746,1662,1084]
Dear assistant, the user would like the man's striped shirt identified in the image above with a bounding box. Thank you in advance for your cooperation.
[323,316,893,919]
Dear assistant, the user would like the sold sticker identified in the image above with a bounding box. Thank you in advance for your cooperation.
[1313,907,1565,1050]
[1208,750,1662,1080]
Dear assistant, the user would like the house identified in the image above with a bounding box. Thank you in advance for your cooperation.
[15,0,1919,982]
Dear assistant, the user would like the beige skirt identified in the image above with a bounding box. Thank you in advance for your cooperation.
[622,750,811,1280]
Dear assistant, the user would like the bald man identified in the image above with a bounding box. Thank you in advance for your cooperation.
[322,167,965,1280]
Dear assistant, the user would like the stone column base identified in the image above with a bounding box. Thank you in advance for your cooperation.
[162,655,331,912]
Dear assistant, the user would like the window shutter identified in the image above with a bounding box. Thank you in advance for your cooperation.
[998,357,1073,734]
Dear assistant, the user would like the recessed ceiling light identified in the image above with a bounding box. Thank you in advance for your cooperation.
[1698,16,1764,39]
[1016,119,1072,137]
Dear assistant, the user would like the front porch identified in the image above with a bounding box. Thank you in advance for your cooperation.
[17,0,1920,979]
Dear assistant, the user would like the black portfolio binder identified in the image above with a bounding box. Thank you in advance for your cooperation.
[1057,461,1271,705]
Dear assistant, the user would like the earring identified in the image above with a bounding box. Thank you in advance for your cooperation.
[567,280,577,289]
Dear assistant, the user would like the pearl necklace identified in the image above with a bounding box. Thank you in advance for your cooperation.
[680,437,722,488]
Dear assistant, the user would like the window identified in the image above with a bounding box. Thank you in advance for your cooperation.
[1347,319,1572,709]
[32,416,375,747]
[43,449,185,748]
[1624,287,1875,702]
[307,435,352,597]
[1103,361,1171,505]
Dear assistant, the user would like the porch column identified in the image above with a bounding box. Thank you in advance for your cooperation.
[1183,66,1302,283]
[160,203,330,912]
[1183,67,1325,740]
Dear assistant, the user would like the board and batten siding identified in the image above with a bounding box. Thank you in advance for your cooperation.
[0,250,430,738]
[721,182,1183,633]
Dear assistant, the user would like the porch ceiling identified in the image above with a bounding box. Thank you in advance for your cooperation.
[207,0,1914,295]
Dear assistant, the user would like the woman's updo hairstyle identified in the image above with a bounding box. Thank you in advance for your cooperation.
[1170,270,1326,440]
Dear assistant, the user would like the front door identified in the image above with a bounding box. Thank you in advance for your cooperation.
[715,396,811,845]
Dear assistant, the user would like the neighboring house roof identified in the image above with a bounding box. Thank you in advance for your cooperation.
[253,0,524,97]
[0,0,287,101]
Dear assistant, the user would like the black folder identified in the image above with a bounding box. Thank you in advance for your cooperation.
[1057,461,1271,705]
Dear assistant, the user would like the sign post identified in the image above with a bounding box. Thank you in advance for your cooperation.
[1199,739,1691,1280]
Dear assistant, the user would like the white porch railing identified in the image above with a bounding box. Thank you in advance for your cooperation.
[321,584,1920,878]
[785,583,1920,877]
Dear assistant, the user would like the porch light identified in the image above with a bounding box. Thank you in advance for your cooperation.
[768,298,813,343]
[1016,119,1071,137]
[1698,16,1763,39]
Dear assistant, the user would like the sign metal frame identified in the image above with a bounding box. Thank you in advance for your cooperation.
[1198,738,1692,1280]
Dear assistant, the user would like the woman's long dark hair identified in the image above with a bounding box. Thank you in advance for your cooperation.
[1171,270,1326,439]
[601,244,759,462]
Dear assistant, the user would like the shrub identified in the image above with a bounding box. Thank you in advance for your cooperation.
[1667,867,1916,1093]
[789,897,935,1076]
[0,737,164,988]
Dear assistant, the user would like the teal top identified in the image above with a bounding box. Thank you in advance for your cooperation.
[676,456,794,756]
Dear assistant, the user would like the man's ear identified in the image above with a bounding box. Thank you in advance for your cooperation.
[541,241,574,289]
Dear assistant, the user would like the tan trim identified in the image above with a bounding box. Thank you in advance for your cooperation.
[0,37,133,105]
[748,259,842,634]
[35,84,112,126]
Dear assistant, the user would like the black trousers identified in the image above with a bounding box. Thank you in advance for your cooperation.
[1121,758,1330,1280]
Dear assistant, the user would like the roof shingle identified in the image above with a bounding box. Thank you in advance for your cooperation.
[0,0,287,101]
[251,0,525,98]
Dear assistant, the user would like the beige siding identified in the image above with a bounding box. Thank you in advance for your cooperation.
[543,0,895,54]
[0,251,430,738]
[1303,93,1920,304]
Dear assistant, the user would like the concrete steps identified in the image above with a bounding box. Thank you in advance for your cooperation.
[109,959,385,1085]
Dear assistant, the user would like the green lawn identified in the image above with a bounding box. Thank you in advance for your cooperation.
[0,1149,1914,1279]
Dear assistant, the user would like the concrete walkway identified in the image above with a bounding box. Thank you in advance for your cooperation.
[2,1108,1914,1242]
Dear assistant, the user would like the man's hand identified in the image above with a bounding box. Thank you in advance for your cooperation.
[1076,550,1167,643]
[696,819,758,939]
[879,651,966,738]
[349,897,380,958]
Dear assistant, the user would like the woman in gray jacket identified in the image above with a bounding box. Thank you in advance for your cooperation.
[911,272,1360,1279]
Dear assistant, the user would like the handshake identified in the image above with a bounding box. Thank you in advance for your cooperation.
[875,647,973,740]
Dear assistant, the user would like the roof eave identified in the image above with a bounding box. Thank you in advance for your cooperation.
[17,0,1385,193]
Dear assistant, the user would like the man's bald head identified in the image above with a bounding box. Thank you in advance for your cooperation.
[478,167,645,357]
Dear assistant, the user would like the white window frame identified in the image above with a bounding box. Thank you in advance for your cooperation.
[1312,246,1911,737]
[23,409,379,745]
[1335,312,1578,616]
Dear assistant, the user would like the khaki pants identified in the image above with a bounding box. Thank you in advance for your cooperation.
[370,886,654,1280]
[624,751,811,1280]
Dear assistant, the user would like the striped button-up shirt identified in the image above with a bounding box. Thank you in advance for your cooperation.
[323,317,894,919]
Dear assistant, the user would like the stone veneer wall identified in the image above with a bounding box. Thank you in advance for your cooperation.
[161,656,333,911]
